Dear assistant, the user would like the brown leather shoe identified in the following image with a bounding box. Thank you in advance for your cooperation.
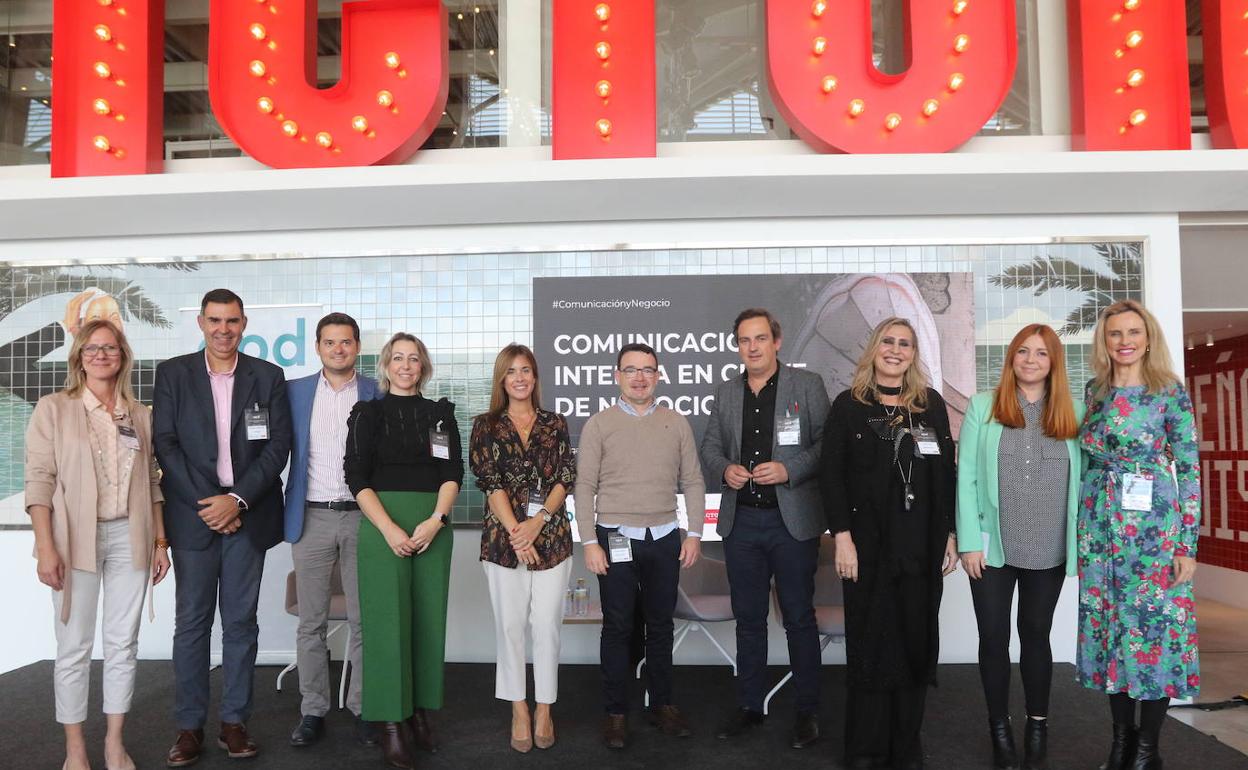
[166,729,204,767]
[406,708,438,753]
[603,713,628,749]
[379,722,413,769]
[216,722,258,759]
[646,704,693,737]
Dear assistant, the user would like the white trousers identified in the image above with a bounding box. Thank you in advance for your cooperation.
[51,518,148,724]
[482,558,572,704]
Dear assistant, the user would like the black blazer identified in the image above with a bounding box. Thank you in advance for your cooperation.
[153,351,292,551]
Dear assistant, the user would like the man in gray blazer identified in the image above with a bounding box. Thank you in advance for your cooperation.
[700,308,831,749]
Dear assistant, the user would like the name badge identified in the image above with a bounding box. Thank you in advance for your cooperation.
[912,425,941,456]
[607,531,633,563]
[117,425,141,452]
[245,404,269,441]
[1121,472,1153,511]
[526,489,546,519]
[776,410,801,446]
[429,420,451,460]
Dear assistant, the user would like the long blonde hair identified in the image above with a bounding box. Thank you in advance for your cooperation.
[483,344,542,429]
[376,332,433,394]
[64,319,136,408]
[1090,300,1179,398]
[849,317,929,413]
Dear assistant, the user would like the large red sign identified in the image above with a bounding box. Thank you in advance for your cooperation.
[49,0,1248,177]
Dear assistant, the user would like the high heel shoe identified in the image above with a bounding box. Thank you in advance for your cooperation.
[1023,717,1048,770]
[379,721,413,769]
[1099,723,1137,770]
[534,712,556,750]
[510,708,533,753]
[989,716,1019,769]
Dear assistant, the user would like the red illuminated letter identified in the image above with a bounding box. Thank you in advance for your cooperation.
[1066,0,1190,151]
[51,0,164,177]
[1202,0,1248,148]
[552,0,656,160]
[765,0,1016,154]
[209,0,448,169]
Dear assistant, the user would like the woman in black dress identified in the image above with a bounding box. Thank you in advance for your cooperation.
[821,316,959,769]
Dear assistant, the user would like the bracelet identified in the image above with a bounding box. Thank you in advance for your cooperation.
[154,538,170,550]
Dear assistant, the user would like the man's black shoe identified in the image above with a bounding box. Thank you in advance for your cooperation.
[289,714,325,747]
[791,711,819,748]
[715,708,766,739]
[353,714,379,746]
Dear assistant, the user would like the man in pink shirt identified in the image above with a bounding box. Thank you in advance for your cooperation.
[153,289,292,766]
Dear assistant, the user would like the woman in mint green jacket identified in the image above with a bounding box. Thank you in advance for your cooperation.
[956,324,1084,770]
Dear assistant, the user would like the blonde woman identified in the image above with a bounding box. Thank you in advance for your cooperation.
[956,324,1084,770]
[345,333,462,769]
[1077,301,1199,770]
[821,317,958,770]
[469,344,576,752]
[25,319,169,770]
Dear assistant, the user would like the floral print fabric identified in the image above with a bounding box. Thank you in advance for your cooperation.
[469,409,576,570]
[1076,382,1200,699]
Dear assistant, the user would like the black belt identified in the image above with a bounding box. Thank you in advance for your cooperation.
[307,500,360,511]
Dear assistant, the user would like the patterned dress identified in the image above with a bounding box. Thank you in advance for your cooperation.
[1076,382,1200,700]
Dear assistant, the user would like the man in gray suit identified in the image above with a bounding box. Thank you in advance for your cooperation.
[700,307,831,749]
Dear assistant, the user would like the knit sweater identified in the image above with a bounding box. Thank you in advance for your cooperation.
[573,404,707,543]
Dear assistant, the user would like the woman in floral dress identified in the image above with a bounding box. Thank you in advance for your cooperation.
[1077,300,1200,770]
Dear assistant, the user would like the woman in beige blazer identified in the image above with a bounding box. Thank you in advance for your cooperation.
[25,319,169,770]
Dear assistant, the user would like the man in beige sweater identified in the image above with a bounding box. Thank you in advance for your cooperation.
[574,342,706,750]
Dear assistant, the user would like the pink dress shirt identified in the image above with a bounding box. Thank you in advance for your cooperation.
[206,352,237,487]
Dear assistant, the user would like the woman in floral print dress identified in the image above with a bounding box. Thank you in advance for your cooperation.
[1077,300,1200,770]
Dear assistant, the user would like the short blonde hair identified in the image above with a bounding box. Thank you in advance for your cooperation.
[849,317,929,413]
[1090,299,1178,398]
[64,320,136,408]
[376,332,433,394]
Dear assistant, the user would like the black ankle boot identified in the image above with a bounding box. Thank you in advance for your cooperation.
[1099,723,1137,770]
[1023,717,1047,769]
[988,717,1019,769]
[1131,728,1161,769]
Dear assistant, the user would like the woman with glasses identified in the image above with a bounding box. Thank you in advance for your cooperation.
[346,333,462,769]
[25,320,170,770]
[956,324,1083,769]
[821,317,959,770]
[469,344,576,752]
[1077,301,1200,770]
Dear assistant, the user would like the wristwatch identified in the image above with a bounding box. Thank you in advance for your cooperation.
[435,512,449,525]
[539,507,552,524]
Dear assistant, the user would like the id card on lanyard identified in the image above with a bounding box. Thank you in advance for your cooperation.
[911,424,941,456]
[526,489,546,519]
[429,420,451,460]
[776,402,801,446]
[245,403,269,441]
[607,531,633,563]
[1121,471,1154,511]
[117,425,141,452]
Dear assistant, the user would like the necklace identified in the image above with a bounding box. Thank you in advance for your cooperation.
[876,383,902,396]
[509,410,537,441]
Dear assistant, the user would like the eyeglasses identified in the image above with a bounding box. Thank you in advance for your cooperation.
[621,366,658,378]
[83,344,121,358]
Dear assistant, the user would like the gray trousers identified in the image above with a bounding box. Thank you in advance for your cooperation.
[173,532,265,729]
[291,506,364,717]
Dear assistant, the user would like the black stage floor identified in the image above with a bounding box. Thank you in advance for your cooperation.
[2,660,1245,769]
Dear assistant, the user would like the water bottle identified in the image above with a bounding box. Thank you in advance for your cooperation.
[563,588,573,617]
[574,577,589,616]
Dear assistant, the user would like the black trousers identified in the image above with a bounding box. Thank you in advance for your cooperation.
[846,684,927,767]
[596,525,680,714]
[968,562,1067,719]
[724,505,821,713]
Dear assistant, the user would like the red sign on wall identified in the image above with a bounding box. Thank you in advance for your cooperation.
[1187,335,1248,574]
[48,0,1248,177]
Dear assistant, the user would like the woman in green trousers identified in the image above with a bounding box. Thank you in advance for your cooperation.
[345,332,462,769]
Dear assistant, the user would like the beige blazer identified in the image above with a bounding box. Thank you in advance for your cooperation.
[24,390,163,622]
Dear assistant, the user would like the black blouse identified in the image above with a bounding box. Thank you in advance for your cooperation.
[344,393,465,496]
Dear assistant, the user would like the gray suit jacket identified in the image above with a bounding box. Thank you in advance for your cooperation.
[701,365,831,541]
